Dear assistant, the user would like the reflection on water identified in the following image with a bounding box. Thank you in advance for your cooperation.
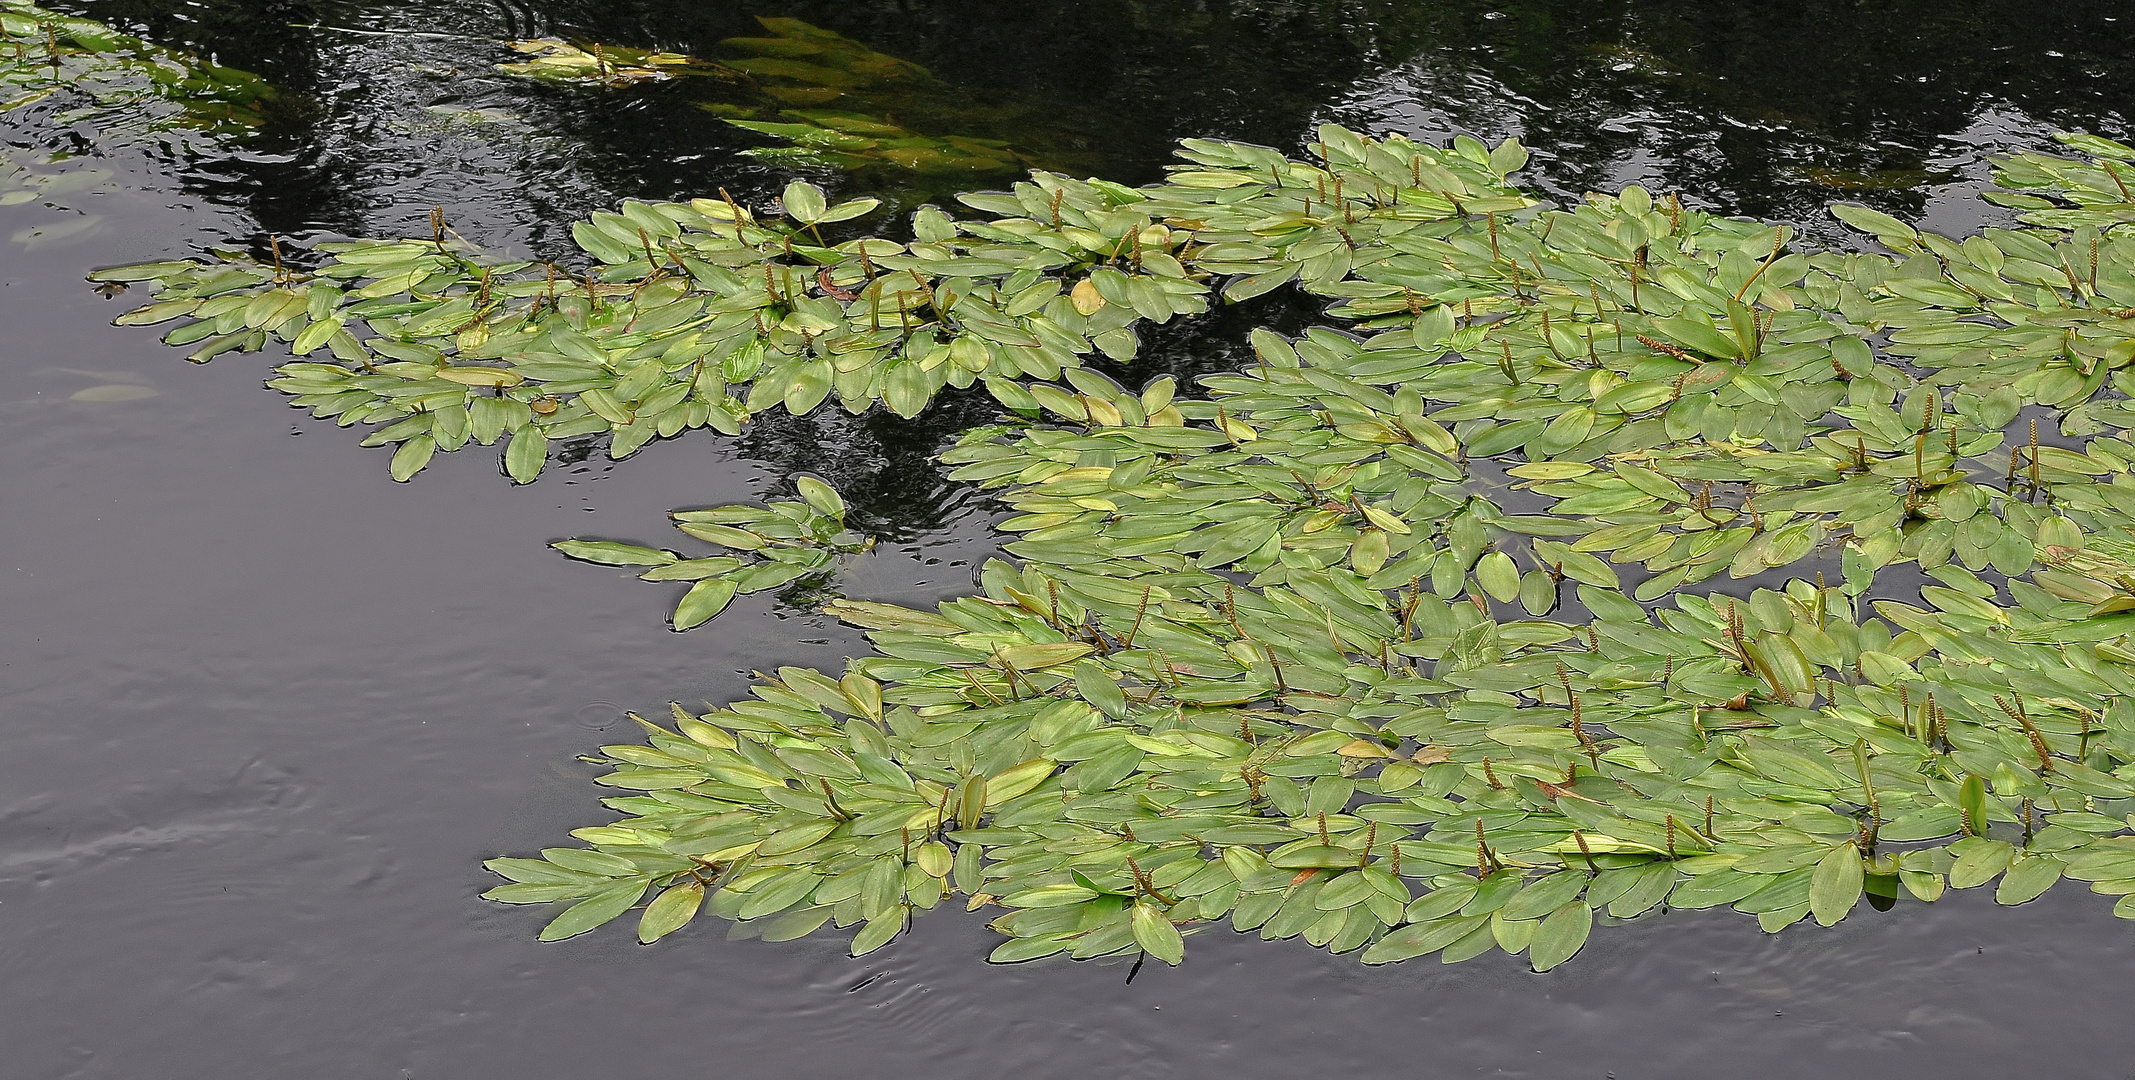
[5,0,2135,1076]
[1316,2,2135,226]
[62,0,2135,230]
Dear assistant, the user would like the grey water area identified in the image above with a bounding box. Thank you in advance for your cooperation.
[3,1,2134,1075]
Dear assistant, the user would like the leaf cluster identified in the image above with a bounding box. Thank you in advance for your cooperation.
[554,474,867,629]
[78,83,2135,968]
[502,130,2135,966]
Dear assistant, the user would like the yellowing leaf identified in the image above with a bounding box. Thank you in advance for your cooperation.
[991,642,1095,670]
[1070,278,1106,315]
[433,365,525,387]
[983,759,1056,806]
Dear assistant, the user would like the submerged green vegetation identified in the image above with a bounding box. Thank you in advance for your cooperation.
[498,17,1107,187]
[49,0,2135,971]
[1,0,273,138]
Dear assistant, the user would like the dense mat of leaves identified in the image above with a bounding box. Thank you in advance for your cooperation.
[100,112,2135,968]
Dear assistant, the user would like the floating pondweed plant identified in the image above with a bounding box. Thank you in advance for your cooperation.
[495,38,730,87]
[554,474,872,630]
[91,78,2135,970]
[91,129,1531,483]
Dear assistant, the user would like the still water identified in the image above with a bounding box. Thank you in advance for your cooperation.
[2,1,2132,1075]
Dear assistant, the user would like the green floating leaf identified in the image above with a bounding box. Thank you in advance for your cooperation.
[539,878,649,942]
[1131,902,1186,966]
[795,474,845,518]
[852,912,904,956]
[1996,855,2063,907]
[389,434,436,482]
[504,427,547,484]
[990,933,1071,964]
[673,578,738,630]
[1527,901,1593,972]
[554,540,679,567]
[782,180,829,224]
[1809,844,1863,928]
[1361,914,1486,965]
[638,882,705,943]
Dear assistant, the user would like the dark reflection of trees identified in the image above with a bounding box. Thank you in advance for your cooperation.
[63,0,2135,237]
[63,0,347,234]
[1310,1,2135,228]
[63,0,2135,229]
[731,396,996,543]
[513,0,2135,219]
[709,0,2135,224]
[1119,286,1327,394]
[68,0,761,252]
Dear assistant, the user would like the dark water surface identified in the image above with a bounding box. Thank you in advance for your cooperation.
[4,2,2133,1075]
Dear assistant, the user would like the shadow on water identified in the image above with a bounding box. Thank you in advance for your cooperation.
[4,0,2135,1076]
